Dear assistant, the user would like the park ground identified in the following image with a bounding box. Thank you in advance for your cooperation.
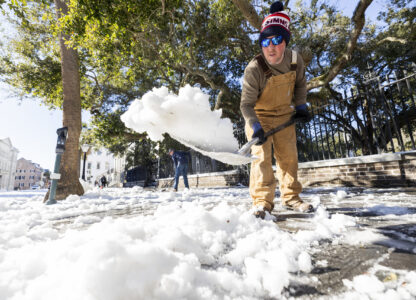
[0,185,415,299]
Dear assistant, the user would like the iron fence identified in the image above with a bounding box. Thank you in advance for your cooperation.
[297,69,416,162]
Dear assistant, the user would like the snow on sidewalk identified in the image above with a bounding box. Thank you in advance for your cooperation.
[0,187,415,299]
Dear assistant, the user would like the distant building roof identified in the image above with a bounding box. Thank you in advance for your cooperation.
[0,137,19,153]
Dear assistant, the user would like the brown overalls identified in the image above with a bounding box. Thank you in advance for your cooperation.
[244,51,302,212]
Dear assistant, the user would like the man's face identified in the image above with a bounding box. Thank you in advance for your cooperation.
[262,36,286,65]
[169,150,174,156]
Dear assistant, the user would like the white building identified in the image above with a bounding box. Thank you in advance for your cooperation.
[80,148,126,187]
[0,138,19,191]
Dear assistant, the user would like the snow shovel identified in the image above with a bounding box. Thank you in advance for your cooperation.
[171,117,296,166]
[237,116,296,157]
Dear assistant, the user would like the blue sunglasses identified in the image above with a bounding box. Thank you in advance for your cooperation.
[261,36,283,47]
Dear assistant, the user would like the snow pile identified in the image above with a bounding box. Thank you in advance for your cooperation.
[0,188,415,299]
[121,85,239,153]
[79,179,94,193]
[0,188,358,299]
[343,267,416,299]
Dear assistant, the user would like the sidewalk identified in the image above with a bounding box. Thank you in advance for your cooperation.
[45,186,416,298]
[273,187,416,298]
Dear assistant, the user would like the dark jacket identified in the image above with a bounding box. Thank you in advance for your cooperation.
[171,151,191,167]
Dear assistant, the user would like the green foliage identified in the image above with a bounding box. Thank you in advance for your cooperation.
[1,0,415,172]
[291,0,353,83]
[1,1,63,107]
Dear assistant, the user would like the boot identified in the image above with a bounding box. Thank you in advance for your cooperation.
[254,210,266,219]
[252,206,272,219]
[284,199,314,213]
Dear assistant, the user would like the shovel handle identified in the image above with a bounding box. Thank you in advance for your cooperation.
[237,116,296,156]
[264,117,296,138]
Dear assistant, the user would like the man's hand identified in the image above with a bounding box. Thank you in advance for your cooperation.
[252,121,267,145]
[294,104,311,123]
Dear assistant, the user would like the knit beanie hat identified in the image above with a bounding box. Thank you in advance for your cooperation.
[259,1,291,46]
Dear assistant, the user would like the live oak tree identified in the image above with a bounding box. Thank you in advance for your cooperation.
[1,0,84,200]
[49,0,84,200]
[1,0,414,186]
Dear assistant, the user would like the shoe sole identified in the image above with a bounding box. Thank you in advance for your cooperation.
[283,204,315,213]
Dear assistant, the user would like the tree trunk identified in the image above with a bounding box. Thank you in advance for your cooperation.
[44,0,84,201]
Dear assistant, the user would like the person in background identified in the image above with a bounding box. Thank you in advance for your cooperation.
[169,148,191,191]
[240,1,313,219]
[100,175,107,188]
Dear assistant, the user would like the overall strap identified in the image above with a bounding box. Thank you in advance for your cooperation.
[290,50,297,71]
[255,54,273,80]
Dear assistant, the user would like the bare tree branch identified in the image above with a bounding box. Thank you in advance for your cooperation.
[180,64,234,110]
[231,0,262,30]
[377,36,407,45]
[307,0,373,90]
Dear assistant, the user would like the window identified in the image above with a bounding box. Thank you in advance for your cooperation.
[97,162,100,170]
[20,183,24,187]
[87,162,92,169]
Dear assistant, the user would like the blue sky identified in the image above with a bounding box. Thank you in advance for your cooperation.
[0,83,90,170]
[0,0,386,171]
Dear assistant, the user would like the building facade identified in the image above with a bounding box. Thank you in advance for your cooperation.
[0,138,19,191]
[14,158,43,190]
[80,148,126,187]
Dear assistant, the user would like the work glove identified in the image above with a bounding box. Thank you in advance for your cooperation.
[294,104,311,123]
[252,121,266,146]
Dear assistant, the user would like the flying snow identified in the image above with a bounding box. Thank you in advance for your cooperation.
[120,85,256,165]
[121,85,239,152]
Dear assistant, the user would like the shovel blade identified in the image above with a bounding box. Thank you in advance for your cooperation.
[172,135,257,165]
[237,137,259,157]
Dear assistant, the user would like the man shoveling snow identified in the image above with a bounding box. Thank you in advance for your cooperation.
[120,2,314,218]
[239,1,314,218]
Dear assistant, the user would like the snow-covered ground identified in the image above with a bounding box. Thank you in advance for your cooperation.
[0,186,415,299]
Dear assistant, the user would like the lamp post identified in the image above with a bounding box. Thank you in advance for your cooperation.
[155,143,160,179]
[81,144,90,181]
[46,127,68,205]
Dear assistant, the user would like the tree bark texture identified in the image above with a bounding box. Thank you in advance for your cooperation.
[231,0,262,30]
[306,0,374,90]
[44,0,84,201]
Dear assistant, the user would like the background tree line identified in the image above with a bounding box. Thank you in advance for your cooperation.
[0,0,414,199]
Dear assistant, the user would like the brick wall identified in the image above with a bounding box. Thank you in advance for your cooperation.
[157,169,246,189]
[298,151,416,188]
[157,151,416,189]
